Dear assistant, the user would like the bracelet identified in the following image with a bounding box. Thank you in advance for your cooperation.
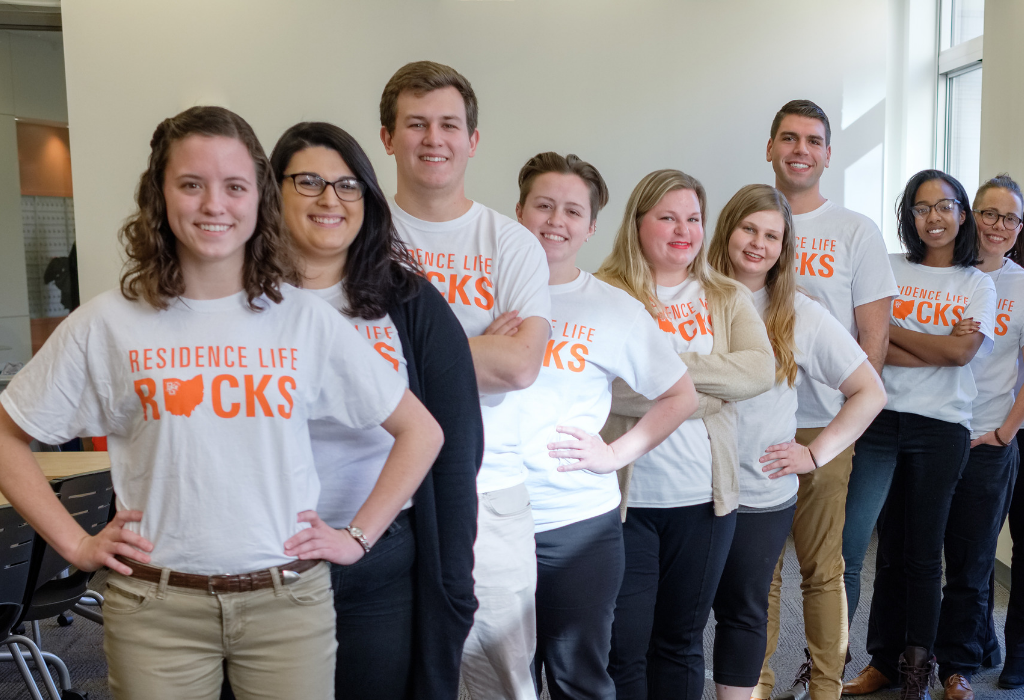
[808,447,821,470]
[994,428,1010,447]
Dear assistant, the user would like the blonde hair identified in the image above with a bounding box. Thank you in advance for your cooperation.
[596,169,740,319]
[707,184,797,386]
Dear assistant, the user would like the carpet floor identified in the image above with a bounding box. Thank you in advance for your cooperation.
[0,535,1018,699]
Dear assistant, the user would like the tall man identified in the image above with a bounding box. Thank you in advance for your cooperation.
[755,100,897,700]
[380,61,550,700]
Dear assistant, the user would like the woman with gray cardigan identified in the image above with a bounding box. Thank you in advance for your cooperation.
[597,169,775,700]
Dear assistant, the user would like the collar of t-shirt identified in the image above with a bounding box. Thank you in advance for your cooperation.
[792,199,835,224]
[171,291,252,314]
[391,198,483,232]
[550,269,587,295]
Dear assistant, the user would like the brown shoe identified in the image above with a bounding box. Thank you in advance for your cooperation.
[943,674,973,700]
[842,665,893,695]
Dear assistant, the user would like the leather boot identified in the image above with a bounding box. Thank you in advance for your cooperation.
[775,648,813,700]
[897,646,937,700]
[842,665,892,695]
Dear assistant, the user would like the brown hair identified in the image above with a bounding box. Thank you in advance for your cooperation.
[119,106,298,311]
[380,61,479,135]
[517,152,609,223]
[770,99,831,147]
[595,169,740,320]
[707,184,798,386]
[975,173,1024,264]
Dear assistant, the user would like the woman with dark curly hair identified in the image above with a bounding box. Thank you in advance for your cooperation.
[843,170,997,699]
[0,105,442,699]
[269,121,482,700]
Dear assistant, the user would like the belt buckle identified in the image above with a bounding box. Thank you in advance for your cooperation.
[208,574,229,595]
[280,568,301,586]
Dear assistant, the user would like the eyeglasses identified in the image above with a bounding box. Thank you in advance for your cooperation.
[910,199,960,219]
[284,173,365,201]
[973,209,1023,230]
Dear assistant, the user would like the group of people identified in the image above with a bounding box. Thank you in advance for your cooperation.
[0,59,1020,700]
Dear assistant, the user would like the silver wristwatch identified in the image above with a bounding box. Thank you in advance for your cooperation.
[345,525,372,553]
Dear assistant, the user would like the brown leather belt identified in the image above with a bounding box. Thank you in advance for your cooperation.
[114,556,320,594]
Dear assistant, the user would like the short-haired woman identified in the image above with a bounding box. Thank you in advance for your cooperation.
[596,170,775,700]
[934,174,1024,697]
[706,184,885,700]
[503,152,696,700]
[843,170,996,697]
[0,106,442,699]
[270,121,481,700]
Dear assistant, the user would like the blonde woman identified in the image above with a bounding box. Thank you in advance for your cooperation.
[597,170,775,700]
[706,184,885,700]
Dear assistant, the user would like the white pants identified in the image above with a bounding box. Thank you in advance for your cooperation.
[461,482,539,700]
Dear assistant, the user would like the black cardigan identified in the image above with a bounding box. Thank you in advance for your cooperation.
[390,278,483,700]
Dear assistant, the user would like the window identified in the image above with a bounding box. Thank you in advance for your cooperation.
[936,0,984,197]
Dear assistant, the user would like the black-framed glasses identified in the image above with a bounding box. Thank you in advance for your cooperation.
[910,199,960,219]
[284,173,365,201]
[973,209,1023,230]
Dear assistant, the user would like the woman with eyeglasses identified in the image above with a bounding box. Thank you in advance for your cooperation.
[268,122,482,700]
[930,175,1024,697]
[842,170,996,698]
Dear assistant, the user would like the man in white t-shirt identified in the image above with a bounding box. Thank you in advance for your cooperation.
[380,61,551,700]
[755,100,898,700]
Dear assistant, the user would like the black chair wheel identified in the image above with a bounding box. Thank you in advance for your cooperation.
[56,612,74,627]
[62,691,88,700]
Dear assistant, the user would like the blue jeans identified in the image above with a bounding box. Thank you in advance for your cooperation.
[534,508,624,700]
[847,411,969,680]
[609,503,736,700]
[936,439,1018,680]
[330,510,415,700]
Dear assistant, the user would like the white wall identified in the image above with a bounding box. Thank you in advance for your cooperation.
[0,29,68,366]
[62,0,893,302]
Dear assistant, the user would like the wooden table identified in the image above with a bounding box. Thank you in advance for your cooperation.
[0,452,112,507]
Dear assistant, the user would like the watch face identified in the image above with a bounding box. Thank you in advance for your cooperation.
[349,526,363,537]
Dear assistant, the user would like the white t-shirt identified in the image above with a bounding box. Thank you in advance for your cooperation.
[392,200,551,494]
[520,272,687,532]
[883,254,997,428]
[791,201,898,428]
[0,287,406,575]
[306,283,413,528]
[969,259,1024,439]
[629,278,715,508]
[737,289,867,509]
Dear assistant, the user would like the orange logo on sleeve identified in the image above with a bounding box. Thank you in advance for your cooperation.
[893,299,915,320]
[163,375,204,417]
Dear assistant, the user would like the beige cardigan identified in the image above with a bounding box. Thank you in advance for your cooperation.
[601,285,775,517]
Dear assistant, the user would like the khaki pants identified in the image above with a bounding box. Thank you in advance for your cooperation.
[102,561,336,700]
[461,482,539,700]
[755,427,853,700]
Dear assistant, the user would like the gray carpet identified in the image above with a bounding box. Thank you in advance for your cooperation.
[1,536,1020,699]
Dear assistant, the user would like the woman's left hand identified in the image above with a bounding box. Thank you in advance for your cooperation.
[284,511,366,565]
[971,430,1006,448]
[760,439,817,478]
[549,426,622,474]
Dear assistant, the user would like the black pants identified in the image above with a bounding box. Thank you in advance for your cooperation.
[534,508,624,700]
[609,502,736,700]
[935,439,1018,680]
[862,412,970,681]
[712,506,796,687]
[1004,429,1024,664]
[330,510,415,700]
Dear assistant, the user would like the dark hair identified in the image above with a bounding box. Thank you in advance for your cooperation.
[974,173,1024,264]
[119,106,298,311]
[270,122,421,320]
[896,169,979,267]
[380,61,479,135]
[517,152,609,223]
[770,99,831,147]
